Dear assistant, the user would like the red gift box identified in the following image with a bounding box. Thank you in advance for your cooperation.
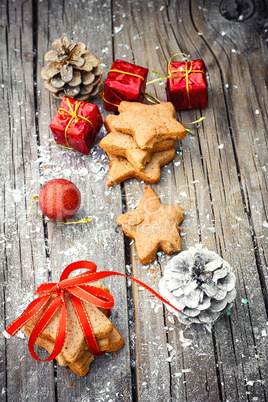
[102,60,148,111]
[166,59,208,110]
[50,96,103,154]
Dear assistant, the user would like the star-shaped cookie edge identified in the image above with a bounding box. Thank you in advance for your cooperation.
[116,185,184,264]
[113,101,186,149]
[106,148,175,187]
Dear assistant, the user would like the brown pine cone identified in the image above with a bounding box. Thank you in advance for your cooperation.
[41,36,103,101]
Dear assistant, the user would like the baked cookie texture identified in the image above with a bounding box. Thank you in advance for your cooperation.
[116,186,184,265]
[22,282,124,377]
[100,114,174,171]
[106,149,175,187]
[113,101,186,149]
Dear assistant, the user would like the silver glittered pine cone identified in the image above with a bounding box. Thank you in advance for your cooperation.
[41,35,103,101]
[159,245,236,325]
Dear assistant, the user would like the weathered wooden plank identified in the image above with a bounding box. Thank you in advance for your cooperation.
[112,1,268,402]
[125,184,173,402]
[189,0,268,287]
[0,6,9,396]
[0,1,56,401]
[111,0,177,399]
[1,0,268,401]
[36,0,132,401]
[111,1,222,401]
[167,1,268,401]
[190,0,268,400]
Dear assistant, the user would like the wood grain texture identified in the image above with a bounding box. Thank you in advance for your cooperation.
[0,1,56,401]
[0,0,267,401]
[35,0,132,401]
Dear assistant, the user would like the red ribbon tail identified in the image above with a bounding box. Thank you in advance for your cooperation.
[5,295,51,336]
[81,271,181,313]
[28,295,67,361]
[58,262,181,314]
[70,294,102,356]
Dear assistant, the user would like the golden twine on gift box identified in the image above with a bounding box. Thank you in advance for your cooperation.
[109,69,145,80]
[99,89,119,108]
[56,97,97,150]
[146,52,206,109]
[184,116,206,135]
[143,92,162,105]
[30,195,92,225]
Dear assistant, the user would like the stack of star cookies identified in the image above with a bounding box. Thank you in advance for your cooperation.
[99,101,186,187]
[22,282,124,376]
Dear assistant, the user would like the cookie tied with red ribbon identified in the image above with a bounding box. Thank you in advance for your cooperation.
[101,60,148,112]
[5,262,124,377]
[50,96,103,154]
[5,261,183,376]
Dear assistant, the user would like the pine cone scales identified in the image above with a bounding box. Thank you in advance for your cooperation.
[159,245,236,324]
[41,36,103,101]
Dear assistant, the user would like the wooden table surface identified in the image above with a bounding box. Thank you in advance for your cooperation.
[1,0,268,401]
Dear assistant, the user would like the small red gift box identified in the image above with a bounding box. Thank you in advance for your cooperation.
[102,60,148,111]
[50,96,103,154]
[166,59,208,110]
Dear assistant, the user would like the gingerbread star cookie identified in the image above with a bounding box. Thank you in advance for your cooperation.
[113,101,186,149]
[100,114,175,171]
[106,148,175,187]
[22,282,124,376]
[116,186,184,265]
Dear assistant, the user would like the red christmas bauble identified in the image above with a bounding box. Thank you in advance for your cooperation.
[39,179,81,221]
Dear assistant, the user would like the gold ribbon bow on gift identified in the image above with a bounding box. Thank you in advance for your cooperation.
[58,97,97,149]
[147,52,206,109]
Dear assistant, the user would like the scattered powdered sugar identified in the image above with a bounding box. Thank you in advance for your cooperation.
[35,140,109,186]
[2,330,11,339]
[114,24,124,34]
[179,330,193,348]
[16,331,25,339]
[78,167,88,176]
[11,189,23,203]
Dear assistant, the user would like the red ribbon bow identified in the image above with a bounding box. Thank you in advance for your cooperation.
[5,261,181,362]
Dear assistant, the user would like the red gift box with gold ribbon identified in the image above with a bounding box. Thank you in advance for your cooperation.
[50,96,103,155]
[102,60,148,112]
[166,58,208,110]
